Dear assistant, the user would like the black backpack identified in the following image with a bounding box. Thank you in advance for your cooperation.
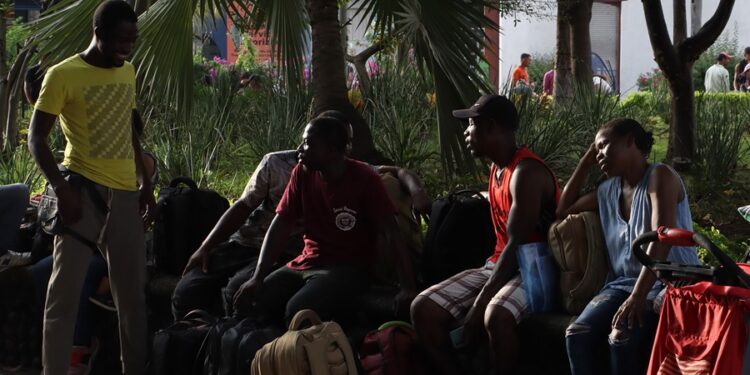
[203,318,283,375]
[421,190,496,286]
[150,310,215,375]
[153,177,229,275]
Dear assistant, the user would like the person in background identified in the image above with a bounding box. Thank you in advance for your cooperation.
[733,47,749,92]
[543,68,555,96]
[705,52,732,93]
[511,53,532,91]
[593,74,613,95]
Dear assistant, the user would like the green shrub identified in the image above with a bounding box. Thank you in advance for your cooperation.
[363,62,438,170]
[525,52,555,94]
[693,222,747,266]
[694,92,750,181]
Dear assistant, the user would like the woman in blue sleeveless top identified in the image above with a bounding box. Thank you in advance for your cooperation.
[556,118,700,375]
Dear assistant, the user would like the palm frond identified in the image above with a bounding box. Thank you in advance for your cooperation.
[27,0,100,66]
[248,0,310,89]
[131,0,195,116]
[358,0,496,175]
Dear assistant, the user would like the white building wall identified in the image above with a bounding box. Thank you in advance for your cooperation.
[498,0,750,95]
[498,15,557,90]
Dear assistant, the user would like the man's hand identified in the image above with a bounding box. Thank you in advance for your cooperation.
[612,293,648,330]
[463,300,487,346]
[233,275,263,313]
[139,187,156,228]
[183,245,210,275]
[411,190,432,219]
[393,288,418,318]
[55,182,83,225]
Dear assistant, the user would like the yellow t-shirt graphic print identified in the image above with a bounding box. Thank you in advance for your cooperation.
[36,55,138,191]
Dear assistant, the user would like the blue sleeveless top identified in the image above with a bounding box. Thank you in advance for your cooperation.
[597,163,700,298]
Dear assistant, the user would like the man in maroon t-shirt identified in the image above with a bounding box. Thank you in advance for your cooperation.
[233,116,418,324]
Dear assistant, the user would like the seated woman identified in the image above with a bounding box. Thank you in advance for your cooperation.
[556,118,700,375]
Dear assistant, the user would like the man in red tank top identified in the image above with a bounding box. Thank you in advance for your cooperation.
[411,95,559,374]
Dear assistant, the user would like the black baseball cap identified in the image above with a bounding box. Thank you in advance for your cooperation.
[452,94,519,130]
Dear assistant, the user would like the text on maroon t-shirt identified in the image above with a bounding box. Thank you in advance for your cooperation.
[276,159,396,270]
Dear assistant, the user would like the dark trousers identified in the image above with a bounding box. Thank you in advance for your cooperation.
[566,288,658,375]
[239,264,368,326]
[171,241,259,320]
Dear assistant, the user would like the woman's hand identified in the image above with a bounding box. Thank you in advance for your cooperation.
[612,293,648,330]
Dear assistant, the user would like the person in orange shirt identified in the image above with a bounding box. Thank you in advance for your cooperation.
[511,53,532,89]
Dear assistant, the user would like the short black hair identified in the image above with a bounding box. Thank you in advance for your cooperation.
[317,110,353,139]
[521,53,531,60]
[93,1,137,39]
[745,47,750,55]
[308,117,349,153]
[317,110,349,125]
[601,118,654,155]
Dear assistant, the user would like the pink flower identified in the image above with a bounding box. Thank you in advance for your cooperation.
[208,68,217,80]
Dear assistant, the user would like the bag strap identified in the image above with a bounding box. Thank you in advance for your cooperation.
[449,189,486,201]
[289,309,322,331]
[377,320,414,331]
[169,177,198,190]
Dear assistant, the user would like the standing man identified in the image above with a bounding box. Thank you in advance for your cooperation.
[28,2,153,374]
[704,52,732,92]
[411,95,559,375]
[733,47,750,92]
[511,53,531,90]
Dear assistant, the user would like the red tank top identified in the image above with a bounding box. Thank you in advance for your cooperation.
[488,146,559,263]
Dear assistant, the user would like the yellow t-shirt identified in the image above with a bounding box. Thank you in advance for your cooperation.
[35,55,137,191]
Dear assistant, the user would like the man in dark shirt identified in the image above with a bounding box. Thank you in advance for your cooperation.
[233,116,418,324]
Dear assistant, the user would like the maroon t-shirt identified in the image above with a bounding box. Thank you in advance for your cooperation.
[276,159,396,270]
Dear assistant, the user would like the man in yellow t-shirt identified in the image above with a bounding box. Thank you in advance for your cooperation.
[28,2,154,374]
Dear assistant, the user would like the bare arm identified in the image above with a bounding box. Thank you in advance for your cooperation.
[557,144,599,219]
[254,213,295,281]
[474,160,552,305]
[377,165,431,215]
[28,110,65,189]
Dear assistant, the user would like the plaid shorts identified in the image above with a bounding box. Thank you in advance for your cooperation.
[419,261,529,323]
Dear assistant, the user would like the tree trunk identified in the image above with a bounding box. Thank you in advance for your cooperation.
[691,0,703,36]
[307,0,385,163]
[553,0,573,102]
[2,46,31,150]
[674,0,687,45]
[569,0,593,92]
[642,0,734,167]
[667,64,695,168]
[0,9,7,78]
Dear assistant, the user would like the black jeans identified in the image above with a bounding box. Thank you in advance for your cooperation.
[171,241,259,320]
[238,264,368,326]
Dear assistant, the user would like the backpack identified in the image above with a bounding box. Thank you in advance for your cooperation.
[202,317,283,375]
[373,173,423,286]
[421,190,496,286]
[251,309,357,375]
[359,321,422,375]
[153,177,229,275]
[548,211,609,315]
[150,309,215,375]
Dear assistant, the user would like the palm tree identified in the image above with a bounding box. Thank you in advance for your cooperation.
[25,0,521,172]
